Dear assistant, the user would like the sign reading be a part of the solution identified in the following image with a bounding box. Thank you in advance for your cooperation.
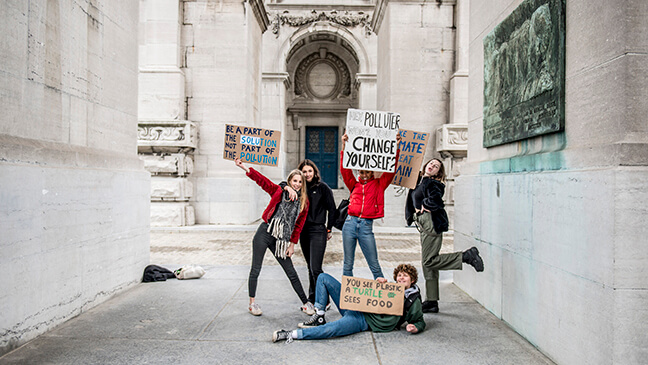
[339,276,405,316]
[344,109,400,173]
[223,124,281,166]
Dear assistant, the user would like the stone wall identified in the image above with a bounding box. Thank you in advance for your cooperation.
[0,0,149,355]
[454,0,648,363]
[182,0,270,224]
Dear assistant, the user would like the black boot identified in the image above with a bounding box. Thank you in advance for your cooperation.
[462,247,484,272]
[422,300,439,313]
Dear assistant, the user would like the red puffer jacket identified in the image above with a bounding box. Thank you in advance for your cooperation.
[340,150,400,219]
[246,167,309,243]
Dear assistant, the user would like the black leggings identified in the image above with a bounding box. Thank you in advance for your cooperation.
[300,223,328,303]
[248,222,308,304]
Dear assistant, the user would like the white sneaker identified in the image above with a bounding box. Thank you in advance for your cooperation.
[300,301,315,315]
[249,302,262,316]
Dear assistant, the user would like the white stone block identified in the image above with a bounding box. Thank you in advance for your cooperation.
[137,120,197,152]
[140,153,193,176]
[150,201,194,226]
[150,176,193,201]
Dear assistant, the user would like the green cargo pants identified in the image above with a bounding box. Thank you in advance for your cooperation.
[414,211,462,301]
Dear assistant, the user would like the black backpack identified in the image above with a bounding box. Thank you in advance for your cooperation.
[142,265,176,282]
[333,198,350,231]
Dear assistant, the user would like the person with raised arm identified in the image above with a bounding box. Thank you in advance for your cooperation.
[234,158,313,316]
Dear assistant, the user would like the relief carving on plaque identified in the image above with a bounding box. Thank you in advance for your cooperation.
[483,0,565,147]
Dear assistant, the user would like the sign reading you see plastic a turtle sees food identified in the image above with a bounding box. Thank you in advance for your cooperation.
[340,276,405,316]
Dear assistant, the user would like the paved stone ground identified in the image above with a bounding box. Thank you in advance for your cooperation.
[0,227,555,364]
[150,226,453,268]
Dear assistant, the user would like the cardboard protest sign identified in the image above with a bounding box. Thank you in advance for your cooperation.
[223,124,281,166]
[339,275,405,316]
[343,108,400,173]
[391,129,430,189]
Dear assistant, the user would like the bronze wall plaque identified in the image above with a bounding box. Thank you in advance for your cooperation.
[483,0,565,148]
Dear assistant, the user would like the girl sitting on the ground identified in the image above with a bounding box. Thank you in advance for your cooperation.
[271,264,425,343]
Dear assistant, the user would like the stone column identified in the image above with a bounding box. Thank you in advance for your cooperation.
[356,73,377,110]
[436,0,469,230]
[139,0,197,226]
[371,0,458,226]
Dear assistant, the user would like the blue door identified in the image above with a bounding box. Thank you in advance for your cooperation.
[306,127,338,189]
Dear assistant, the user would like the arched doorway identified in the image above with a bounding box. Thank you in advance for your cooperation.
[285,27,360,189]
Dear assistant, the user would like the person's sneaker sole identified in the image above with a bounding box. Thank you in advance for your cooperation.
[422,306,439,313]
[469,247,484,272]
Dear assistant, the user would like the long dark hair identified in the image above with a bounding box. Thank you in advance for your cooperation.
[298,159,321,185]
[421,158,446,182]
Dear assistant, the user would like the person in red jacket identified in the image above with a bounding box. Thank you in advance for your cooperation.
[339,133,400,279]
[235,158,313,316]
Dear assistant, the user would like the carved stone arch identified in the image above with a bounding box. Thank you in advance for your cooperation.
[293,50,352,100]
[274,21,370,74]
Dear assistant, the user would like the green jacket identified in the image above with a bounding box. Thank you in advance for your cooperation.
[364,298,426,333]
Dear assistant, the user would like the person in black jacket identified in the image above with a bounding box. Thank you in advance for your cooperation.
[283,160,336,311]
[406,158,484,314]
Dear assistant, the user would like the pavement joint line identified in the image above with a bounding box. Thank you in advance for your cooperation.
[371,332,383,365]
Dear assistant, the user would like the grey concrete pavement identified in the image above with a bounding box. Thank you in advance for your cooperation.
[0,227,554,364]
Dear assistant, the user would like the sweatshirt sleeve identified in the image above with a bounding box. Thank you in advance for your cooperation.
[247,168,281,197]
[406,299,426,334]
[340,150,358,191]
[324,184,336,231]
[379,148,400,190]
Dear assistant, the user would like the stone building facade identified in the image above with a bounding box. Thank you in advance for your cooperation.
[454,0,648,363]
[0,1,149,355]
[138,0,468,227]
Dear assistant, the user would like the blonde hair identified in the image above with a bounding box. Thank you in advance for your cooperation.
[287,169,309,212]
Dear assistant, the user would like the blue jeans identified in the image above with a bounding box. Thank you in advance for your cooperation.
[342,215,384,279]
[297,273,369,340]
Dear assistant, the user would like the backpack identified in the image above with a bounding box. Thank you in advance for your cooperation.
[142,265,176,282]
[333,198,350,231]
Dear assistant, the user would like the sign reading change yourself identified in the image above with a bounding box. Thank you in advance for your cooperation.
[223,124,281,166]
[340,275,405,316]
[344,108,400,173]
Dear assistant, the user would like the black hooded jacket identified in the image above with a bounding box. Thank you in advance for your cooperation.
[405,177,449,234]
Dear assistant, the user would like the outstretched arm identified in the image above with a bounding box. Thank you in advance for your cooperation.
[238,159,280,197]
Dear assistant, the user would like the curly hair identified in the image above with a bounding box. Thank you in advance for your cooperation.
[393,264,418,285]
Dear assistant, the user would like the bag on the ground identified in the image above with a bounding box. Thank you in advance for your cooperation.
[333,198,350,231]
[174,265,206,280]
[142,264,176,282]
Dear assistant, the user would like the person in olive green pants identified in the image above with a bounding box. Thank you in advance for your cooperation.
[408,158,484,313]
